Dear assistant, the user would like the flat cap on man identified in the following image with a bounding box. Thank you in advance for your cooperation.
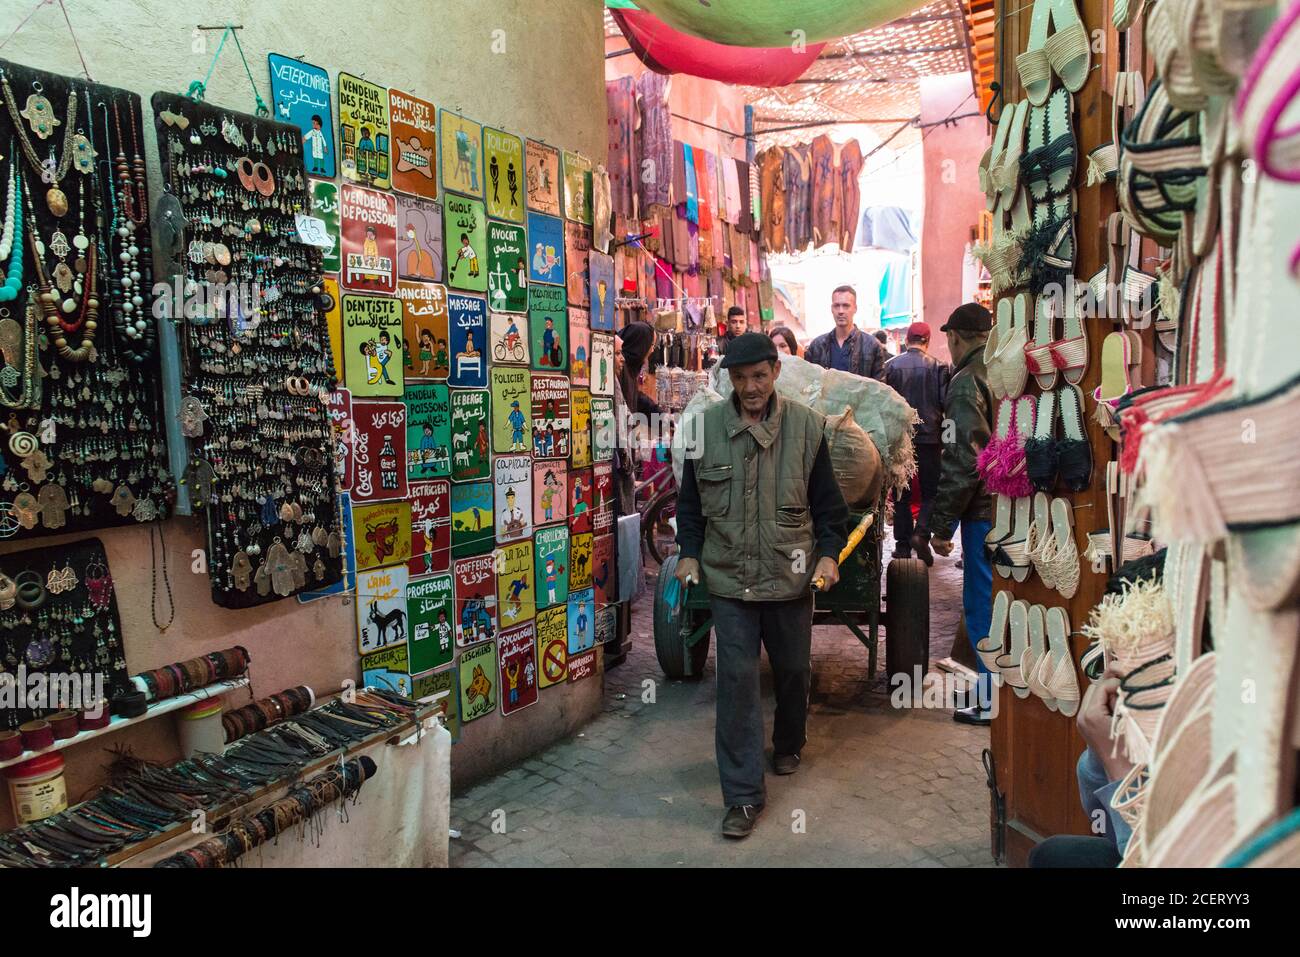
[719,331,779,368]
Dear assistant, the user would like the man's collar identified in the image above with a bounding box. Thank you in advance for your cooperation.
[727,391,782,447]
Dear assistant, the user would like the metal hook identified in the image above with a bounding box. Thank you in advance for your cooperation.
[985,81,1004,127]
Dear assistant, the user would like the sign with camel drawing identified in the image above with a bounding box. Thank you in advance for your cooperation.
[356,564,409,656]
[498,621,538,716]
[454,553,497,648]
[459,640,497,722]
[569,532,593,592]
[351,500,413,572]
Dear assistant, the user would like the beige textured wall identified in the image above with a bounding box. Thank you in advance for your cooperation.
[0,0,607,821]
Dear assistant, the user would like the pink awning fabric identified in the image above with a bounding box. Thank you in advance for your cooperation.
[612,9,825,87]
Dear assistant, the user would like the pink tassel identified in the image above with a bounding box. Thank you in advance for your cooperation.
[978,434,1034,498]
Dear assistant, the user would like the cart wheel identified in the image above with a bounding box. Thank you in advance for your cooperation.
[885,557,929,687]
[653,555,710,680]
[642,492,678,566]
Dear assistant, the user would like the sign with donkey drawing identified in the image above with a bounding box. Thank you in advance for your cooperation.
[493,454,533,545]
[269,54,336,178]
[338,72,390,188]
[408,479,451,578]
[536,605,568,688]
[490,367,533,454]
[459,640,497,722]
[490,310,530,366]
[397,196,444,283]
[531,373,570,459]
[450,481,494,556]
[487,221,528,314]
[352,500,412,572]
[484,127,525,223]
[407,572,454,674]
[357,564,409,655]
[534,525,569,610]
[405,383,451,480]
[361,642,411,698]
[495,539,535,628]
[342,294,403,398]
[533,460,567,528]
[340,184,397,294]
[389,88,438,200]
[568,308,590,387]
[444,195,488,294]
[399,281,448,381]
[351,401,408,503]
[447,293,488,388]
[498,621,538,716]
[528,284,567,372]
[440,110,483,199]
[567,586,596,654]
[454,553,497,648]
[449,388,491,481]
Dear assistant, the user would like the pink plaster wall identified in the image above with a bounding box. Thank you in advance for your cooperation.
[919,73,989,366]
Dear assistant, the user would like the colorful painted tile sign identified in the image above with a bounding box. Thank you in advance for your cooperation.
[570,390,592,469]
[567,586,596,653]
[339,72,391,188]
[459,640,497,722]
[342,294,403,397]
[570,532,594,591]
[525,139,561,215]
[269,54,336,177]
[595,604,617,650]
[409,479,451,578]
[447,293,488,388]
[357,564,409,655]
[440,110,483,198]
[444,195,488,294]
[454,553,497,647]
[531,373,570,459]
[589,333,615,398]
[397,196,444,283]
[490,367,532,454]
[399,281,449,381]
[533,460,567,530]
[593,462,616,536]
[449,388,491,481]
[563,151,592,225]
[535,605,568,688]
[450,481,494,556]
[329,387,354,492]
[341,185,398,294]
[494,454,533,545]
[593,532,615,608]
[528,284,567,372]
[351,400,408,503]
[588,251,616,331]
[526,212,565,286]
[498,621,538,716]
[487,221,528,314]
[352,499,412,572]
[495,539,535,628]
[407,572,454,673]
[389,89,438,200]
[564,222,591,308]
[534,525,569,609]
[568,309,590,387]
[361,643,411,697]
[413,669,459,742]
[404,382,451,479]
[568,647,597,684]
[591,396,615,464]
[483,127,525,223]
[311,179,341,272]
[569,466,594,534]
[323,276,344,375]
[489,310,530,366]
[299,493,357,603]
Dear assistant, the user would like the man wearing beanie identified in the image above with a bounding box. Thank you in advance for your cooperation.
[884,322,951,558]
[910,303,995,726]
[675,332,849,838]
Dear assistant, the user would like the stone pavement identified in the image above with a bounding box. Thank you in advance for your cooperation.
[450,532,997,867]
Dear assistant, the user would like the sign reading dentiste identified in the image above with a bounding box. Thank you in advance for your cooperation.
[342,294,404,397]
[388,88,438,200]
[340,184,398,294]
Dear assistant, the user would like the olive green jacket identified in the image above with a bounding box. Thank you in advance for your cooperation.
[924,345,993,539]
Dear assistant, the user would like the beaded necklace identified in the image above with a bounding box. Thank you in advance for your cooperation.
[23,174,99,362]
[0,70,78,217]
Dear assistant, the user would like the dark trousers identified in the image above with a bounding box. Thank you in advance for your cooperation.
[710,593,813,807]
[1028,835,1122,868]
[893,443,942,555]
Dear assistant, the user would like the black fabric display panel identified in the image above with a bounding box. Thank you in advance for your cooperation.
[150,92,342,608]
[0,537,130,729]
[0,58,172,543]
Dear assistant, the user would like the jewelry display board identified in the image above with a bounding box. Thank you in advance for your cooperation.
[150,92,342,608]
[0,58,172,542]
[0,536,130,731]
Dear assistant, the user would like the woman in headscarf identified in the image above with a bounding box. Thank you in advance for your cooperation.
[612,321,658,515]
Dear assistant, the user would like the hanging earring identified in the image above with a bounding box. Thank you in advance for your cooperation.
[237,156,257,191]
[85,560,114,610]
[253,161,275,197]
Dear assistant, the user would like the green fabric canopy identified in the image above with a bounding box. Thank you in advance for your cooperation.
[627,0,929,47]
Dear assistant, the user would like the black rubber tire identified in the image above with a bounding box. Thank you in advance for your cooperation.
[884,557,929,687]
[653,555,710,679]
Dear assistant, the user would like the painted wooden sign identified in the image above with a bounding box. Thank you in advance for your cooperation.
[489,310,530,366]
[589,251,616,330]
[444,195,488,294]
[447,292,488,388]
[352,499,412,572]
[562,150,592,224]
[483,127,525,222]
[593,461,615,535]
[339,72,391,188]
[568,647,598,684]
[450,480,494,556]
[389,88,438,200]
[454,553,498,647]
[329,387,354,492]
[357,564,409,655]
[269,54,336,177]
[495,539,535,628]
[593,532,615,609]
[590,333,615,397]
[487,221,528,314]
[449,388,491,481]
[591,396,615,464]
[413,668,460,742]
[342,294,403,397]
[570,532,594,592]
[351,400,408,503]
[567,586,596,653]
[535,604,568,688]
[440,110,483,198]
[534,524,569,609]
[531,373,570,459]
[341,185,398,294]
[493,454,533,545]
[361,642,411,698]
[409,478,452,578]
[397,196,444,283]
[525,139,561,215]
[498,621,538,716]
[407,572,454,674]
[323,276,345,375]
[568,308,590,388]
[528,284,567,372]
[570,390,592,469]
[490,367,532,454]
[564,221,591,308]
[533,461,568,529]
[459,640,497,722]
[404,382,451,480]
[311,179,341,272]
[526,212,565,286]
[399,281,449,381]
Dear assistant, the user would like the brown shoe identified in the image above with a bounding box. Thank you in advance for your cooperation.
[721,804,763,839]
[773,752,801,775]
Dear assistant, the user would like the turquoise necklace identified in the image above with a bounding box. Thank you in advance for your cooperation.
[0,161,23,303]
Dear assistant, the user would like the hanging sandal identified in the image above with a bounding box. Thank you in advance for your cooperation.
[1006,495,1034,583]
[978,393,1035,498]
[1026,491,1056,588]
[1003,599,1032,699]
[1023,292,1059,391]
[980,100,1018,210]
[1043,606,1080,717]
[985,493,1014,578]
[1024,387,1058,492]
[1047,496,1080,599]
[983,297,1017,400]
[991,100,1031,214]
[1017,0,1092,106]
[1056,383,1093,492]
[976,589,1012,676]
[1022,603,1052,706]
[1087,71,1146,186]
[1093,330,1143,440]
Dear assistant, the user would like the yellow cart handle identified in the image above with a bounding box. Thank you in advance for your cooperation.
[813,512,875,591]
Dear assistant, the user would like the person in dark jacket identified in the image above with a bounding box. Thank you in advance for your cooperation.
[884,322,951,558]
[802,285,886,380]
[910,303,995,725]
[873,329,895,360]
[718,306,748,356]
